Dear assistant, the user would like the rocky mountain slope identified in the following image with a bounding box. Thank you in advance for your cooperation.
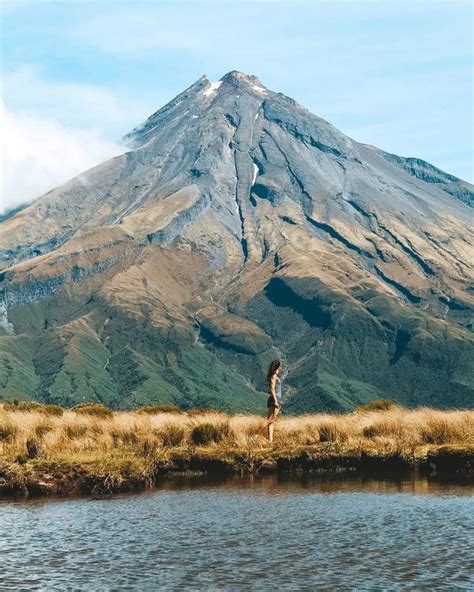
[1,71,473,412]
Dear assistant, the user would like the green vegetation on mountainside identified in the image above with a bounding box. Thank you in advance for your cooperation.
[0,274,472,413]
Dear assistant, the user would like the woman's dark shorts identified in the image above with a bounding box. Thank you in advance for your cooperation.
[267,396,279,408]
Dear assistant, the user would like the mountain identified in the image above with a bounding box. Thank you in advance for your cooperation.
[1,71,473,412]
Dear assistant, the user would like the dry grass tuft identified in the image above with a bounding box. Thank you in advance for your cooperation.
[356,399,400,413]
[71,403,113,418]
[34,422,53,438]
[137,404,183,415]
[0,418,18,442]
[155,423,187,448]
[38,404,64,417]
[64,424,88,439]
[3,400,42,412]
[191,421,232,446]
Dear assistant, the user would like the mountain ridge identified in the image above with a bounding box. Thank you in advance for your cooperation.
[1,71,473,412]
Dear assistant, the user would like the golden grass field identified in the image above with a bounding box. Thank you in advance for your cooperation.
[1,401,473,496]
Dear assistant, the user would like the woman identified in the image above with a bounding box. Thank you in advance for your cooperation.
[265,359,282,443]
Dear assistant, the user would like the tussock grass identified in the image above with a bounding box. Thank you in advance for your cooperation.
[138,404,183,415]
[356,399,399,413]
[155,423,187,448]
[38,404,64,417]
[34,422,53,439]
[3,401,64,415]
[0,418,18,442]
[0,404,472,488]
[191,420,232,445]
[3,400,43,412]
[71,403,113,418]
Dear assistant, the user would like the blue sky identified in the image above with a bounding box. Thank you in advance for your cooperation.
[1,0,472,211]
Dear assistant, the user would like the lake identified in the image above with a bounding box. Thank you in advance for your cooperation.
[1,475,473,591]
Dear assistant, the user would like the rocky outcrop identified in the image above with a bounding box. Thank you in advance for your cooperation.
[383,152,473,206]
[147,192,211,245]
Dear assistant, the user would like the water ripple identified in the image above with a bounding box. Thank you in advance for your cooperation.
[1,476,473,591]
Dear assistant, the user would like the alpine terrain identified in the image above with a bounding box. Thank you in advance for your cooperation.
[1,71,473,412]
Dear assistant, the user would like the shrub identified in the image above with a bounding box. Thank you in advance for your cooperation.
[38,404,64,416]
[71,403,113,418]
[191,421,232,445]
[137,404,183,415]
[356,399,399,413]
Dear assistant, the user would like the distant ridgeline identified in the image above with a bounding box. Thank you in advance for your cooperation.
[0,71,473,412]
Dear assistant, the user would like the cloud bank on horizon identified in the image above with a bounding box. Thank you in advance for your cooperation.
[1,0,472,213]
[0,99,125,214]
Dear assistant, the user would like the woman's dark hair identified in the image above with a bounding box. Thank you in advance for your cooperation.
[267,360,281,385]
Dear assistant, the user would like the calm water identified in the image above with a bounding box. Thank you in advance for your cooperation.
[1,475,473,591]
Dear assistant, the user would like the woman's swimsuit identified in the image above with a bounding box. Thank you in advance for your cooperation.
[267,375,282,408]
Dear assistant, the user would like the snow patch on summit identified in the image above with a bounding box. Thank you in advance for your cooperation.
[252,85,267,94]
[203,81,222,97]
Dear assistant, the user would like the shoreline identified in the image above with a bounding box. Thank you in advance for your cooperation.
[1,404,472,498]
[1,445,472,499]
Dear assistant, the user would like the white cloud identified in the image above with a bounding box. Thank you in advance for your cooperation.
[0,100,125,214]
[2,65,156,135]
[0,65,161,215]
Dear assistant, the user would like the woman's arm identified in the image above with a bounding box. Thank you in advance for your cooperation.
[270,374,279,407]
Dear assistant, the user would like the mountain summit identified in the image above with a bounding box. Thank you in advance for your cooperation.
[1,72,473,411]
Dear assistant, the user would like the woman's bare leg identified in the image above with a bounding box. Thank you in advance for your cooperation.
[268,420,274,443]
[266,407,280,443]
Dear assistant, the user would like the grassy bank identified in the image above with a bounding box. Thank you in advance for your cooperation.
[1,402,472,497]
